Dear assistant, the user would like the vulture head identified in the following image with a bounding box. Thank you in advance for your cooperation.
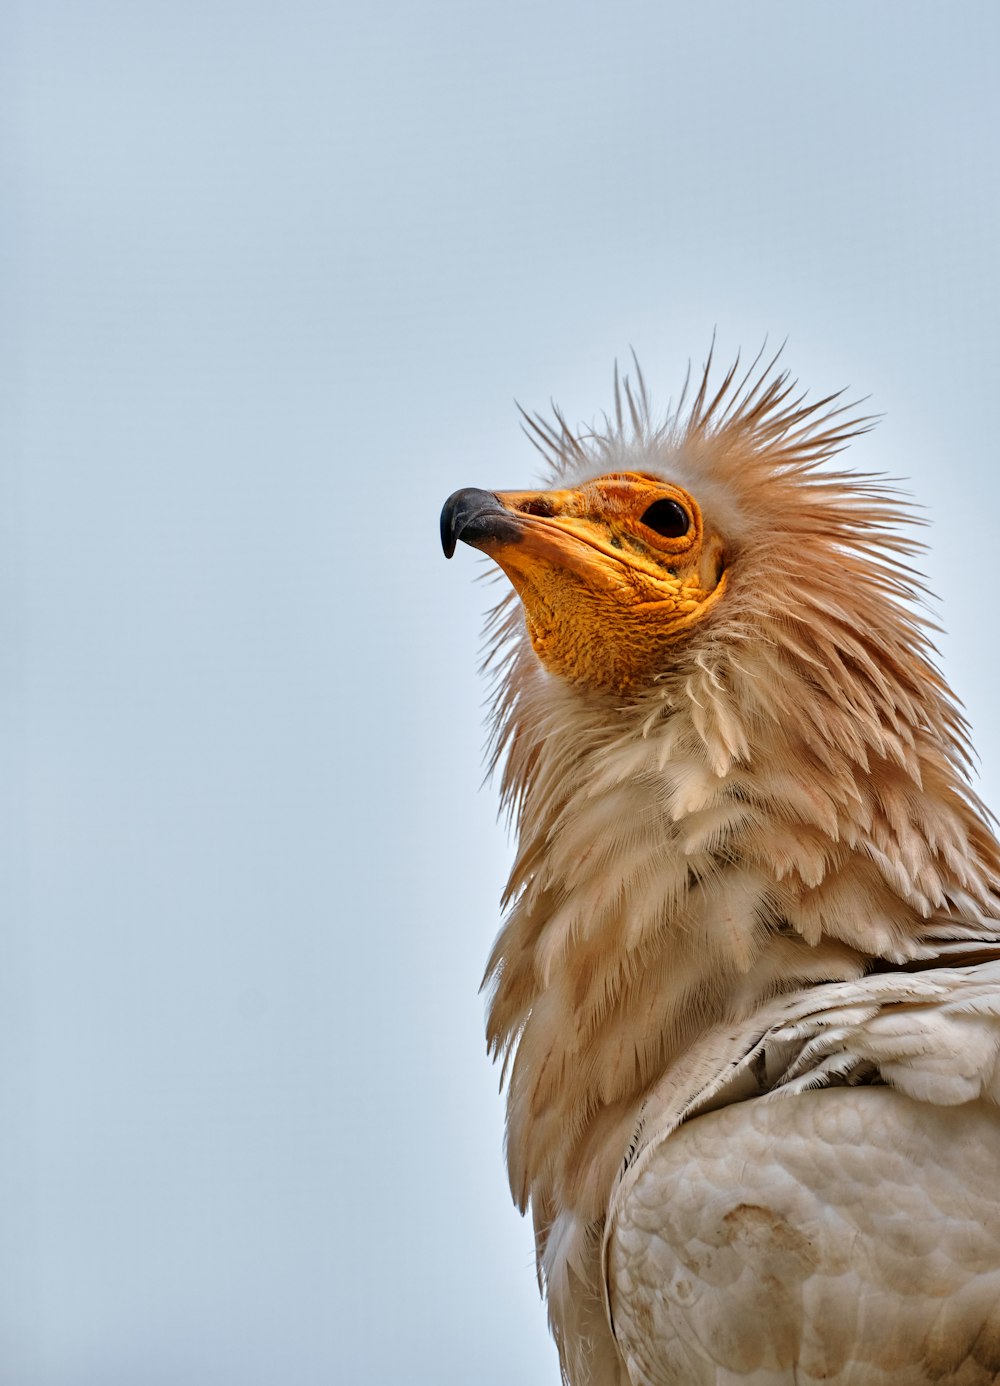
[441,469,727,693]
[440,350,1000,1383]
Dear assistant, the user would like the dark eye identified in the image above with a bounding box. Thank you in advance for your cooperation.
[640,498,690,539]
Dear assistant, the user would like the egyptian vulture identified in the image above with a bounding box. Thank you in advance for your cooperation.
[440,352,1000,1386]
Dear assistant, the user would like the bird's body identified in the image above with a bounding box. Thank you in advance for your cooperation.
[612,1084,1000,1385]
[441,354,1000,1384]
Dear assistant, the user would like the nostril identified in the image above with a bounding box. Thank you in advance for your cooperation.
[517,498,555,517]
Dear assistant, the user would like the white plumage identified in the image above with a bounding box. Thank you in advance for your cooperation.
[441,353,1000,1384]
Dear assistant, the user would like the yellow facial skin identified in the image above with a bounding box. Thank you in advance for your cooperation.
[473,472,727,692]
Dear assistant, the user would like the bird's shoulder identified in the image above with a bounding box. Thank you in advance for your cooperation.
[604,952,1000,1386]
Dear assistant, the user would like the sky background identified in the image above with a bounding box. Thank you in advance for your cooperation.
[4,3,1000,1383]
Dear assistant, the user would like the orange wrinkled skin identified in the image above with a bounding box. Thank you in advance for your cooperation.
[479,473,727,691]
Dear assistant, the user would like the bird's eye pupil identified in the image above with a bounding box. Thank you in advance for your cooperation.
[640,498,690,539]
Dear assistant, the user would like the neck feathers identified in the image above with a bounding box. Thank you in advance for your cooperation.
[484,511,1000,1227]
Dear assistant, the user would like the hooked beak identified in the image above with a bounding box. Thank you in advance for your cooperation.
[440,488,524,559]
[440,484,620,591]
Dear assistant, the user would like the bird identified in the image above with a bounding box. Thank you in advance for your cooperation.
[440,348,1000,1386]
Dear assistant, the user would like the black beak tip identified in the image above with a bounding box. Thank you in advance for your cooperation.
[440,506,458,559]
[440,487,512,559]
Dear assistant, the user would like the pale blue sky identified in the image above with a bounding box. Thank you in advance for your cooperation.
[5,3,1000,1383]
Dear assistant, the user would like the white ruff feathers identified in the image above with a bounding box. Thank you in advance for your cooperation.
[471,353,1000,1385]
